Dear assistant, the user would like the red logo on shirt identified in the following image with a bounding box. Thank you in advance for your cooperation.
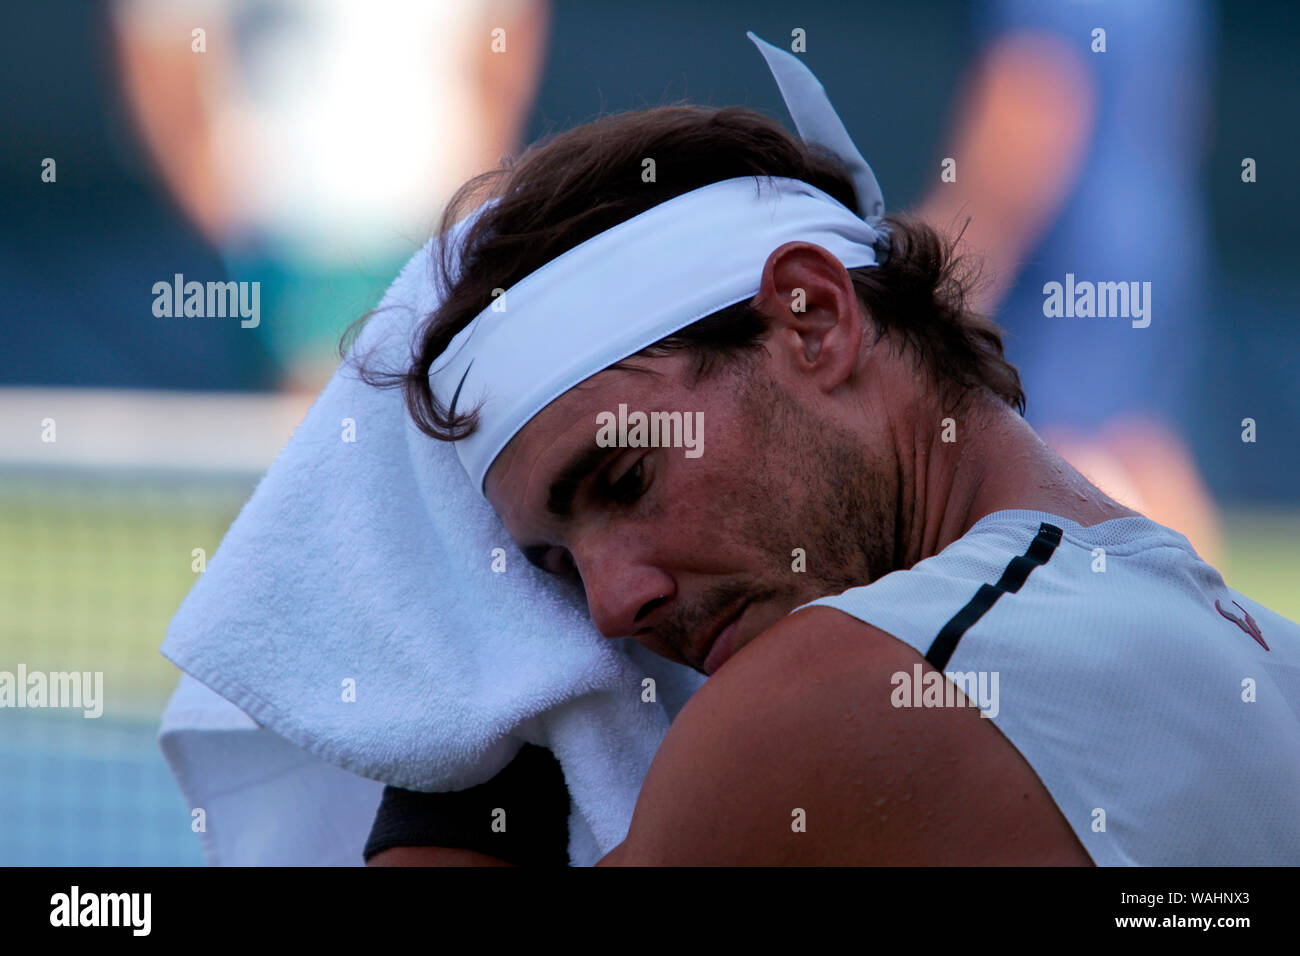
[1215,599,1269,651]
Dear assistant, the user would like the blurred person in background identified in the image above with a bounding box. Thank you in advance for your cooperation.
[918,0,1222,563]
[110,0,550,392]
[108,0,1221,573]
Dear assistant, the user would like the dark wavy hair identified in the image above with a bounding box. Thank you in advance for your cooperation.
[344,104,1024,440]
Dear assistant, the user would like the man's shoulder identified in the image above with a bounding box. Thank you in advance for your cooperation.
[612,606,910,865]
[611,606,1091,865]
[693,605,917,731]
[684,605,947,774]
[722,603,910,683]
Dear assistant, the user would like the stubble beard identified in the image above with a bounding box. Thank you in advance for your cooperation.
[671,374,901,655]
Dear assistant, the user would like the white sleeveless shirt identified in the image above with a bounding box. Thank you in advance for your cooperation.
[796,509,1300,865]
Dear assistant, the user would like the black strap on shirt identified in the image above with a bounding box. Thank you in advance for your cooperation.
[363,743,570,866]
[925,521,1063,670]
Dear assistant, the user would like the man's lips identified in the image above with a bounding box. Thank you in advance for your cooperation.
[697,601,749,676]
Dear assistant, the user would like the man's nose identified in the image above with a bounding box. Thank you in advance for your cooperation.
[572,539,673,639]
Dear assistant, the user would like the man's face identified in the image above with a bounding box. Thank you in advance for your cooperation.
[485,349,899,676]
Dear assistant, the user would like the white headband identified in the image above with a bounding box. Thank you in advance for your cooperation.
[429,31,887,494]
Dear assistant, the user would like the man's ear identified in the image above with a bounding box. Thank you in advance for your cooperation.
[753,241,864,392]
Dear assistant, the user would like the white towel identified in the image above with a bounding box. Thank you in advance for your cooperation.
[159,207,706,866]
[158,673,387,866]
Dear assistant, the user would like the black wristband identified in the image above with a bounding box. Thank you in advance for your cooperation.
[363,743,571,866]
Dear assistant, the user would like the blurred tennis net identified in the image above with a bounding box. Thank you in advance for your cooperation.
[0,386,309,865]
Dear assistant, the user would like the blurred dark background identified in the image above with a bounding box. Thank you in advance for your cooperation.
[3,0,1296,501]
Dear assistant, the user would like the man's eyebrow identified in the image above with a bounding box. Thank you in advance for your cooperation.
[547,442,616,519]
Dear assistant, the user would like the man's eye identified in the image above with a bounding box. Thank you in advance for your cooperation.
[602,457,647,505]
[549,549,578,579]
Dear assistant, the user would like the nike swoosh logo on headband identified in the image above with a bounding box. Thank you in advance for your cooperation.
[447,359,474,420]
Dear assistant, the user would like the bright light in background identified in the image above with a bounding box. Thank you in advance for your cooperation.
[216,0,480,264]
[115,0,485,265]
[110,0,550,382]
